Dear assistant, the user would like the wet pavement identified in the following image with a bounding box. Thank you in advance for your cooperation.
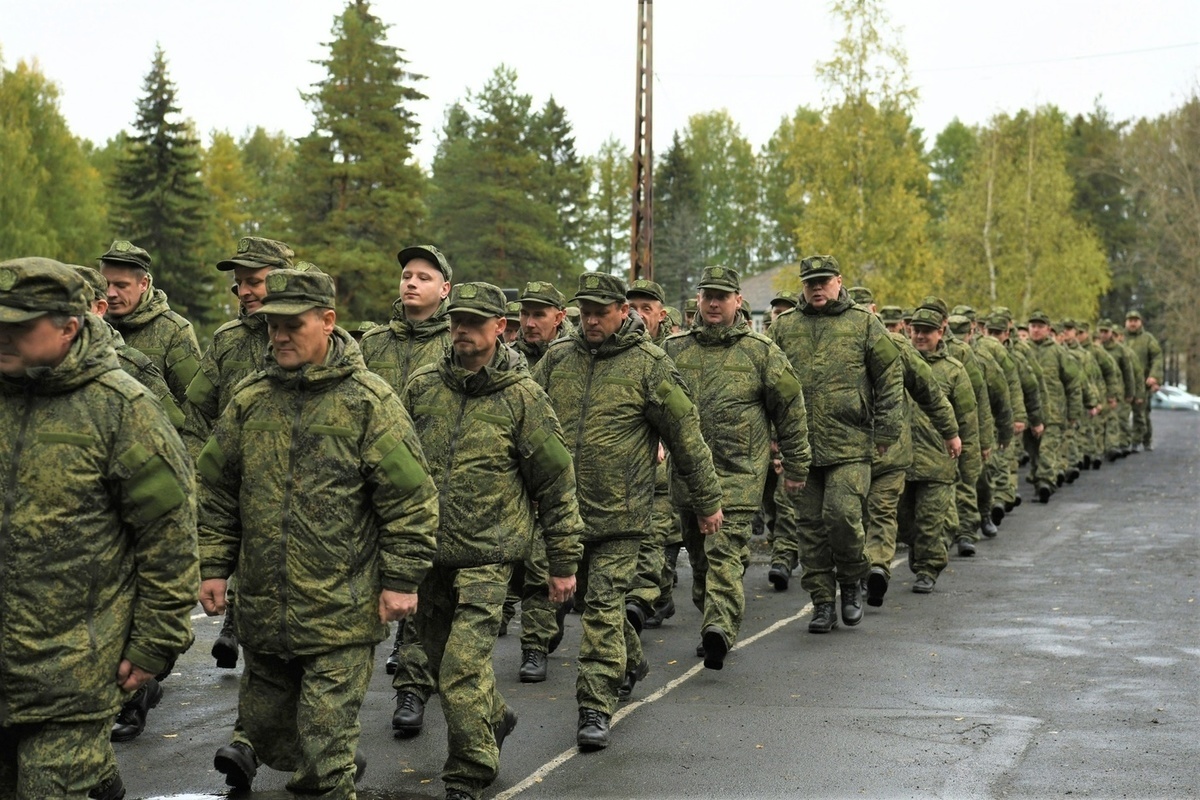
[126,410,1199,799]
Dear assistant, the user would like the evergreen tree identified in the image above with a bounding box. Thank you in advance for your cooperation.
[239,127,296,239]
[533,97,592,281]
[112,46,215,323]
[585,136,631,276]
[286,0,427,321]
[759,106,821,266]
[652,132,704,306]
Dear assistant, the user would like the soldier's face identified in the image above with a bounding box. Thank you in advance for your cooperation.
[520,303,566,344]
[400,260,450,319]
[698,289,740,327]
[503,322,520,343]
[1017,328,1030,341]
[770,302,793,321]
[101,265,149,318]
[233,266,272,314]
[1099,329,1114,343]
[884,321,905,335]
[802,275,840,309]
[267,309,335,369]
[909,324,942,353]
[1029,322,1051,342]
[628,298,666,339]
[1125,318,1142,333]
[0,315,80,376]
[578,300,628,345]
[450,312,503,366]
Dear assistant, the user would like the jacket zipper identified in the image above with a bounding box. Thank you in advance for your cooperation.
[278,387,305,652]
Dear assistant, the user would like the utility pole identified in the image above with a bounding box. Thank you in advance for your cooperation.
[630,0,653,282]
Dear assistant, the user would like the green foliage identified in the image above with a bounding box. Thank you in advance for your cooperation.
[759,107,820,265]
[533,97,592,277]
[928,118,978,221]
[285,0,428,322]
[238,127,296,239]
[652,131,704,305]
[112,46,216,324]
[0,58,108,263]
[585,136,631,276]
[816,0,917,112]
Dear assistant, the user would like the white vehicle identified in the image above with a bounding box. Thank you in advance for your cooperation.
[1150,384,1200,411]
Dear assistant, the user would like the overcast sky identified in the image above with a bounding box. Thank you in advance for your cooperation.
[3,1,1197,167]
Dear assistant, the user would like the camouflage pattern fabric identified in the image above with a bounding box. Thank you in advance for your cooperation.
[793,461,873,603]
[240,645,373,799]
[0,314,197,726]
[108,278,201,405]
[0,718,110,798]
[1125,325,1162,447]
[897,481,956,580]
[96,316,184,429]
[1027,338,1084,427]
[574,539,640,716]
[182,312,269,458]
[865,468,906,579]
[197,328,439,655]
[766,471,800,571]
[359,299,450,393]
[679,511,756,644]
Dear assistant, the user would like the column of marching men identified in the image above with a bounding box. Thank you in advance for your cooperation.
[0,242,1165,800]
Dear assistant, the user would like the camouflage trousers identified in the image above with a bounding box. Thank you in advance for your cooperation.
[416,562,512,799]
[794,461,872,604]
[391,618,436,701]
[864,467,906,579]
[1132,398,1152,447]
[0,717,110,799]
[627,492,677,614]
[576,538,640,716]
[1027,423,1065,489]
[999,439,1021,506]
[240,645,374,799]
[766,471,800,570]
[985,442,1013,510]
[954,453,984,544]
[1114,400,1133,451]
[680,509,754,645]
[898,480,956,580]
[507,536,558,654]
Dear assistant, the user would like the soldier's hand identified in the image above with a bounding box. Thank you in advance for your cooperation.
[199,578,228,616]
[876,444,889,456]
[945,436,962,458]
[379,590,418,622]
[772,457,784,475]
[116,659,155,693]
[655,442,666,465]
[1032,423,1044,438]
[1146,377,1160,392]
[783,478,806,493]
[981,447,992,461]
[697,509,724,536]
[548,575,576,605]
[1013,421,1026,435]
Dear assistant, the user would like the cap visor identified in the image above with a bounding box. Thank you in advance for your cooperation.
[0,306,48,323]
[216,257,270,272]
[255,300,322,316]
[801,270,839,282]
[520,298,560,307]
[448,306,501,318]
[571,293,622,305]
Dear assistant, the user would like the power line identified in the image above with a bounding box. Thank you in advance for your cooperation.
[916,41,1200,74]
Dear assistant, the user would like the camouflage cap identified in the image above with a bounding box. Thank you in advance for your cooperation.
[697,265,740,293]
[521,280,566,309]
[505,301,522,322]
[738,299,753,320]
[947,314,973,335]
[572,272,627,305]
[916,295,949,322]
[988,306,1013,323]
[216,236,295,272]
[1125,309,1142,320]
[901,307,915,322]
[0,258,89,322]
[98,240,152,271]
[684,298,699,313]
[565,306,581,321]
[909,307,944,330]
[72,265,108,304]
[770,290,799,308]
[848,286,874,305]
[984,313,1009,332]
[256,269,336,316]
[293,261,324,274]
[356,320,377,334]
[1077,320,1091,332]
[397,244,452,282]
[1097,318,1115,331]
[448,282,507,318]
[1027,310,1051,324]
[665,306,682,329]
[1016,321,1030,331]
[799,254,840,282]
[1062,318,1078,330]
[878,305,904,323]
[626,278,666,304]
[951,304,976,321]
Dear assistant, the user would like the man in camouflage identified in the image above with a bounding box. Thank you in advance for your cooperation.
[358,245,452,723]
[1076,322,1122,468]
[1123,310,1164,451]
[971,310,1027,534]
[403,282,582,800]
[0,258,197,800]
[99,240,202,406]
[1024,310,1084,503]
[197,269,439,797]
[761,293,803,588]
[769,256,904,634]
[533,272,723,751]
[984,310,1044,515]
[666,266,811,669]
[1097,319,1139,458]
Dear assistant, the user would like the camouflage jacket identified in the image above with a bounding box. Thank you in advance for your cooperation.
[944,336,997,454]
[1085,341,1123,403]
[1124,328,1164,393]
[0,315,197,725]
[972,340,1014,447]
[665,320,811,511]
[1027,337,1084,425]
[1009,338,1047,427]
[197,329,438,656]
[360,299,450,392]
[533,313,722,539]
[181,312,269,459]
[768,293,904,468]
[874,332,958,475]
[108,281,201,405]
[910,343,979,484]
[404,344,583,575]
[513,320,571,367]
[1064,342,1101,409]
[975,334,1027,426]
[93,316,184,429]
[1102,339,1139,400]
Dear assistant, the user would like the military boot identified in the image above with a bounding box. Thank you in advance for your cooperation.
[392,691,425,737]
[493,707,518,754]
[547,598,571,654]
[518,650,547,683]
[865,567,889,607]
[89,773,125,800]
[767,562,792,591]
[213,741,258,789]
[618,658,650,700]
[839,582,863,626]
[701,626,729,671]
[110,678,163,742]
[808,602,839,633]
[576,707,611,751]
[643,596,675,629]
[211,605,238,669]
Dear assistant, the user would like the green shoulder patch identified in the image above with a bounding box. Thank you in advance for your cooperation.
[523,425,573,475]
[871,334,900,366]
[654,379,694,421]
[372,433,429,494]
[118,442,187,524]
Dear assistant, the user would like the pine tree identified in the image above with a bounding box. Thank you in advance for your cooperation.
[239,127,296,239]
[585,136,631,276]
[533,97,591,281]
[113,46,214,323]
[286,0,428,322]
[652,132,704,305]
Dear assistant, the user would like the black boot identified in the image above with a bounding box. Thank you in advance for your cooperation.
[211,604,238,669]
[89,773,125,800]
[110,678,163,742]
[618,658,650,700]
[548,597,572,654]
[576,707,611,750]
[839,582,863,626]
[518,649,547,683]
[213,741,257,789]
[643,596,675,629]
[808,602,839,633]
[865,567,888,607]
[767,562,791,591]
[392,690,425,737]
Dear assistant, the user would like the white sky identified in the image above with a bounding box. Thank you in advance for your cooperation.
[3,1,1198,167]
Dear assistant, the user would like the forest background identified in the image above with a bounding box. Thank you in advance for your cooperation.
[1,1,1196,383]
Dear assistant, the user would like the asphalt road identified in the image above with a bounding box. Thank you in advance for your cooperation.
[122,409,1199,799]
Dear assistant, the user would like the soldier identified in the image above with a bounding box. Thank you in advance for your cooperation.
[502,302,521,343]
[664,306,683,334]
[626,279,669,346]
[769,256,904,633]
[99,240,202,406]
[514,281,569,366]
[533,272,722,751]
[0,258,197,800]
[1077,322,1122,469]
[198,269,439,795]
[1097,319,1138,459]
[1024,311,1084,502]
[358,245,451,718]
[1123,310,1164,451]
[984,311,1044,514]
[666,266,811,668]
[848,286,875,310]
[768,291,799,328]
[973,311,1027,533]
[403,282,582,800]
[683,297,699,329]
[864,304,959,607]
[902,307,978,594]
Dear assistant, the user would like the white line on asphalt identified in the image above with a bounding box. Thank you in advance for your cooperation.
[493,556,903,800]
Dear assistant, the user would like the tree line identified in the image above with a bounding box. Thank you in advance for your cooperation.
[0,0,1196,378]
